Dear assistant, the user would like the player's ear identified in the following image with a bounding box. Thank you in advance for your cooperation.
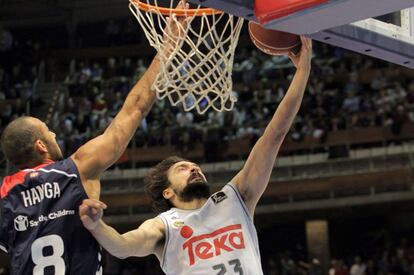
[163,187,174,200]
[34,139,48,154]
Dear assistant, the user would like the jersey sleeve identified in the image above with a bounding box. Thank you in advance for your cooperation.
[226,183,254,221]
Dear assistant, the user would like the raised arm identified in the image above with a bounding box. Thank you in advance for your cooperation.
[71,2,189,190]
[71,57,159,182]
[79,199,165,259]
[232,37,312,215]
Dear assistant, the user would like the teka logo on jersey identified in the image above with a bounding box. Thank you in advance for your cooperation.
[14,215,28,231]
[182,224,245,266]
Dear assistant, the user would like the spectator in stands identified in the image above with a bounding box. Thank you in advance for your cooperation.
[132,58,147,84]
[345,72,362,94]
[204,111,226,161]
[390,104,408,135]
[104,57,117,79]
[238,49,260,84]
[329,259,338,275]
[369,70,387,91]
[78,61,92,84]
[350,256,366,275]
[406,82,414,106]
[118,58,134,78]
[335,260,350,275]
[175,109,196,153]
[342,91,360,113]
[308,258,323,275]
[364,260,376,275]
[91,62,103,82]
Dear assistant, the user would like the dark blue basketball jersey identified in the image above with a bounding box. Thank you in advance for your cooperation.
[0,158,102,275]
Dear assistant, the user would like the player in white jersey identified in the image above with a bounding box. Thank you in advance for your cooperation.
[79,37,312,275]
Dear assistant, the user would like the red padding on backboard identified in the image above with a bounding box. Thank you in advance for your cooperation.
[255,0,330,25]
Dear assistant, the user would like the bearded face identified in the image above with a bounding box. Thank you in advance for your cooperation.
[167,161,211,203]
[176,171,210,202]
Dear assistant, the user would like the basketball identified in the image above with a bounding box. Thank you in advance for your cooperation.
[248,21,302,56]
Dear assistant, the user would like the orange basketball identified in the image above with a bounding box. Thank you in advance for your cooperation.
[248,21,301,56]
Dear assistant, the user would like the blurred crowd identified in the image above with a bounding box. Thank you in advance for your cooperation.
[0,28,46,135]
[45,44,414,161]
[266,237,414,275]
[2,20,414,164]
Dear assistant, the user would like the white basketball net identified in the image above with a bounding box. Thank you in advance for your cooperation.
[129,0,244,114]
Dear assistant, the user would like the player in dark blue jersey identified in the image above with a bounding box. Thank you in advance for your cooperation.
[1,159,103,274]
[0,33,181,272]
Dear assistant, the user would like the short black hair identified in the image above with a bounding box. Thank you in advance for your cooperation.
[144,156,188,214]
[1,116,44,169]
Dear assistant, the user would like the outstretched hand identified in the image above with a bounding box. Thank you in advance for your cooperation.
[163,0,190,57]
[288,36,312,72]
[79,199,107,231]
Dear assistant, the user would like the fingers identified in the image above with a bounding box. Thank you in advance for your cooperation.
[80,214,97,230]
[79,199,106,230]
[162,0,191,57]
[175,0,187,9]
[174,0,190,23]
[288,52,296,61]
[81,199,107,210]
[171,1,190,23]
[79,199,106,220]
[79,203,88,215]
[288,51,298,63]
[288,36,312,70]
[91,207,99,216]
[300,36,312,50]
[173,0,189,18]
[80,214,94,225]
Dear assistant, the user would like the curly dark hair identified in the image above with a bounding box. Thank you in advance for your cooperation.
[144,156,189,214]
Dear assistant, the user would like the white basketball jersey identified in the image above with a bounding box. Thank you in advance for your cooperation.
[158,183,263,275]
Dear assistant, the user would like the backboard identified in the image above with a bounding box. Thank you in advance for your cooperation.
[189,0,414,68]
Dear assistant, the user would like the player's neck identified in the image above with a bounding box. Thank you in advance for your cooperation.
[19,157,53,170]
[175,198,208,211]
[27,159,55,170]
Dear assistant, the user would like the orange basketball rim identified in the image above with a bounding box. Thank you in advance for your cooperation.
[130,0,222,16]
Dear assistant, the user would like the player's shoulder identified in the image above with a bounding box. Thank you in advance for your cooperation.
[1,169,32,199]
[138,217,165,239]
[36,158,80,180]
[211,183,239,201]
[1,158,79,198]
[141,217,164,230]
[42,158,78,172]
[158,208,177,218]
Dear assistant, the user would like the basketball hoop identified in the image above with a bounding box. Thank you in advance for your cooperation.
[129,0,244,114]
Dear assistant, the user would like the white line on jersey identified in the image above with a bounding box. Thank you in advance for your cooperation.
[37,169,77,178]
[24,168,77,178]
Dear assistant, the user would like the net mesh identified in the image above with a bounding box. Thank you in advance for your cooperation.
[129,0,244,114]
